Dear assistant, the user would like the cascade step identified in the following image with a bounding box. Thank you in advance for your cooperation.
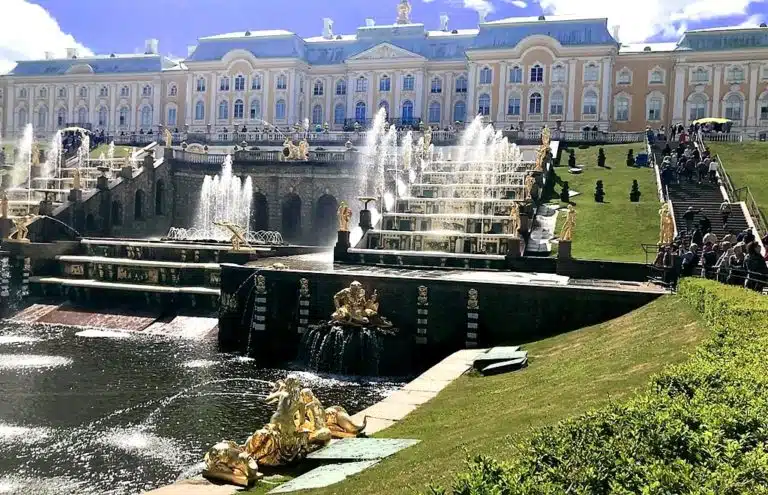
[30,276,220,295]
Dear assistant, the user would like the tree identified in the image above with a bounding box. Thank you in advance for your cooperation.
[594,180,605,202]
[630,179,641,202]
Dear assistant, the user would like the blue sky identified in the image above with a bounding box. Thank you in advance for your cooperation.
[0,0,766,73]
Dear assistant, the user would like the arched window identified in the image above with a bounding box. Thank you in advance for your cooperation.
[334,103,345,124]
[134,190,145,221]
[276,75,287,90]
[724,94,743,121]
[529,64,543,83]
[552,65,566,83]
[58,88,66,98]
[379,101,389,117]
[98,106,108,127]
[584,63,599,82]
[119,106,129,126]
[582,90,598,115]
[454,101,466,122]
[528,93,542,115]
[478,94,490,116]
[168,84,177,96]
[219,77,230,92]
[17,108,27,128]
[250,100,261,120]
[648,97,663,121]
[19,88,27,99]
[57,107,66,127]
[77,107,88,124]
[234,75,245,91]
[121,86,130,97]
[312,104,323,124]
[79,87,88,98]
[479,67,492,84]
[195,101,205,121]
[379,76,391,92]
[401,100,414,123]
[355,101,367,122]
[233,99,244,119]
[428,101,441,123]
[196,78,206,92]
[142,85,152,97]
[218,100,229,120]
[313,80,324,96]
[167,106,177,126]
[252,75,262,90]
[689,93,707,120]
[355,76,368,92]
[507,94,521,116]
[275,99,286,120]
[550,91,564,115]
[99,86,108,97]
[37,106,47,129]
[650,70,664,84]
[455,76,468,93]
[403,75,415,91]
[140,106,152,127]
[39,87,47,98]
[335,79,346,95]
[430,77,442,94]
[615,96,630,121]
[509,66,523,83]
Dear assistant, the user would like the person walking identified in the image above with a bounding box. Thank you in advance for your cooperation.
[683,206,699,234]
[720,201,732,229]
[708,158,719,184]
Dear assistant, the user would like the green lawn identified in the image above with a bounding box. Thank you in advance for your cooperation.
[708,141,768,221]
[91,143,134,158]
[551,144,659,262]
[246,296,707,494]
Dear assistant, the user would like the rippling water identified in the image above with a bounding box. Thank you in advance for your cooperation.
[0,321,402,494]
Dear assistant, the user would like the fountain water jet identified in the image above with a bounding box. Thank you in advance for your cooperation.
[191,155,253,240]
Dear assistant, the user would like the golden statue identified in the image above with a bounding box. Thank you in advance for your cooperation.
[282,138,309,161]
[659,202,675,244]
[8,214,38,242]
[337,201,353,232]
[524,174,536,201]
[423,126,432,156]
[396,0,412,24]
[508,202,521,237]
[203,375,367,487]
[560,205,576,242]
[331,281,392,328]
[72,168,82,190]
[214,221,248,251]
[31,143,40,166]
[163,128,173,148]
[298,139,310,160]
[541,126,551,147]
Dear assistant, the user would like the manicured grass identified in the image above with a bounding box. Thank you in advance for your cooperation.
[551,144,659,262]
[250,296,706,494]
[91,143,133,158]
[708,141,768,221]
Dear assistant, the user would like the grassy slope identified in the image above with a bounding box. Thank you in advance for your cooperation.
[90,144,134,158]
[552,144,659,262]
[708,141,768,221]
[264,296,706,495]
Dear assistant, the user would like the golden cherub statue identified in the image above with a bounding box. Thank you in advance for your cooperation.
[541,126,551,147]
[163,128,173,148]
[0,192,8,219]
[337,201,353,232]
[560,205,576,242]
[331,281,392,328]
[524,174,536,201]
[508,202,521,238]
[31,143,40,166]
[8,214,38,242]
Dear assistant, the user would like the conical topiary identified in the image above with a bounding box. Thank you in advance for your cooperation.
[630,179,641,202]
[568,149,576,168]
[594,180,605,202]
[597,148,606,168]
[626,149,635,167]
[560,181,570,203]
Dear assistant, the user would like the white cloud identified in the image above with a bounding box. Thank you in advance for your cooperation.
[462,0,495,16]
[738,13,764,27]
[534,0,766,42]
[503,0,529,7]
[0,0,91,75]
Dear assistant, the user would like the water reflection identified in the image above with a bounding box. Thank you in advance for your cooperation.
[0,322,401,494]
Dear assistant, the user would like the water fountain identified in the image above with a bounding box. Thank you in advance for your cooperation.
[190,155,253,241]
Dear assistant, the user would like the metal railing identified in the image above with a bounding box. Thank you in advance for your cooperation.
[700,133,744,143]
[715,152,767,237]
[170,148,351,164]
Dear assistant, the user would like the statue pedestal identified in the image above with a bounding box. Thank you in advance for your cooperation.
[120,166,134,180]
[505,237,522,259]
[68,189,82,203]
[359,210,372,232]
[558,240,572,260]
[334,230,351,262]
[96,176,109,191]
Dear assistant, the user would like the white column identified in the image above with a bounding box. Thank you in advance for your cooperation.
[367,72,375,121]
[444,72,453,127]
[208,73,216,126]
[153,81,161,127]
[262,70,271,122]
[346,73,354,119]
[88,85,96,127]
[288,71,297,123]
[325,76,332,125]
[748,63,760,127]
[467,63,477,116]
[712,65,722,117]
[185,74,193,126]
[599,57,612,121]
[393,71,401,117]
[131,83,139,130]
[672,66,686,121]
[109,85,117,132]
[5,84,13,133]
[304,78,311,123]
[566,59,577,123]
[48,86,55,132]
[496,63,507,123]
[28,87,34,130]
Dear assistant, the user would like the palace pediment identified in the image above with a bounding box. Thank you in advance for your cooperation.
[348,43,426,62]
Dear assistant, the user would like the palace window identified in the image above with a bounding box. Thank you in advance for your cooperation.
[455,76,468,93]
[37,107,47,129]
[726,66,745,83]
[428,101,441,123]
[453,101,466,122]
[615,97,629,121]
[250,100,261,120]
[403,75,415,91]
[650,70,664,84]
[379,76,391,92]
[234,75,245,91]
[252,75,261,90]
[401,100,414,123]
[120,106,130,126]
[142,85,152,97]
[219,77,230,92]
[509,66,522,84]
[218,100,228,120]
[379,101,389,117]
[196,78,206,92]
[121,86,130,97]
[479,67,492,84]
[98,86,108,97]
[58,88,67,98]
[79,87,88,98]
[98,106,108,127]
[760,98,768,120]
[507,95,521,116]
[17,108,27,128]
[724,94,743,120]
[312,104,323,124]
[275,99,287,120]
[19,88,28,99]
[168,84,177,97]
[530,64,544,83]
[57,107,66,127]
[233,99,244,119]
[77,107,87,124]
[550,91,564,115]
[617,70,631,85]
[194,101,204,121]
[430,77,442,94]
[689,94,707,120]
[276,75,287,90]
[692,68,709,83]
[478,94,490,116]
[528,93,542,115]
[334,103,345,124]
[313,80,324,96]
[552,65,566,83]
[167,107,177,126]
[583,90,598,115]
[336,79,347,95]
[584,63,599,82]
[39,88,47,98]
[648,98,662,121]
[355,76,368,93]
[140,106,152,127]
[355,101,366,122]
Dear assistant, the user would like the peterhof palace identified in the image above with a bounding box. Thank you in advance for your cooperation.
[3,0,768,139]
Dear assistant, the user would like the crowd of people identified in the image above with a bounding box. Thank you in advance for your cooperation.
[658,141,720,191]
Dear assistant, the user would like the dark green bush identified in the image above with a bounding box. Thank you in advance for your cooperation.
[434,279,768,494]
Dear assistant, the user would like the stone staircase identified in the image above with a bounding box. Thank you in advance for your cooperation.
[667,179,749,238]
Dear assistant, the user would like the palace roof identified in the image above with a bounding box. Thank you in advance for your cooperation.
[8,54,179,77]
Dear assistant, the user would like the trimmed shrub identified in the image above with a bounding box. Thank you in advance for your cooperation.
[434,279,768,495]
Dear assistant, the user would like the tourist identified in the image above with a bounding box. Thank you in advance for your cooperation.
[722,230,737,245]
[728,243,746,285]
[698,214,711,235]
[681,243,700,277]
[683,207,700,233]
[696,160,708,184]
[708,159,719,184]
[703,230,718,246]
[720,201,732,228]
[744,241,768,292]
[715,241,734,283]
[691,227,704,247]
[744,228,756,245]
[702,242,718,279]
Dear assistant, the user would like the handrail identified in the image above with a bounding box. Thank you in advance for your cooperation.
[715,152,767,236]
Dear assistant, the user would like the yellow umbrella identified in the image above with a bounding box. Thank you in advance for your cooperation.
[693,117,731,125]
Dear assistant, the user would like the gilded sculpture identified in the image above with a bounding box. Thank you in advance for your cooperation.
[1,192,8,219]
[8,214,37,241]
[508,202,521,237]
[282,138,310,161]
[659,202,675,245]
[163,128,173,148]
[524,174,536,201]
[214,221,248,251]
[203,375,367,487]
[331,281,392,328]
[422,126,433,156]
[541,126,551,147]
[560,205,576,242]
[396,0,412,24]
[337,201,353,232]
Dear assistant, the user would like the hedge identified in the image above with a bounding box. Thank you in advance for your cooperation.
[432,279,768,495]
